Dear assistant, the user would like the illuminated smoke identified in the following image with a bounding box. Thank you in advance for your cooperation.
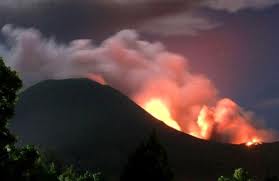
[1,25,276,144]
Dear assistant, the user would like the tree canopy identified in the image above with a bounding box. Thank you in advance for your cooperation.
[121,130,173,181]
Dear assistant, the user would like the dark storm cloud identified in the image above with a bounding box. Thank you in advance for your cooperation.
[202,0,279,12]
[0,1,109,42]
[0,0,203,42]
[1,0,279,41]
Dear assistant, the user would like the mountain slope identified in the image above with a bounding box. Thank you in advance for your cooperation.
[10,79,279,180]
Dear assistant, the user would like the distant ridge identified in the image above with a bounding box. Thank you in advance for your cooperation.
[11,78,279,181]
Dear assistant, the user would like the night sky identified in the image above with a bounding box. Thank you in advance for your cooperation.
[0,0,278,130]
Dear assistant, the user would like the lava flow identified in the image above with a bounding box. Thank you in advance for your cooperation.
[141,97,266,146]
[246,138,262,147]
[144,99,181,131]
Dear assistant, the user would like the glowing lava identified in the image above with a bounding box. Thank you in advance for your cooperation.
[144,99,181,131]
[142,98,269,146]
[246,138,262,147]
[196,106,214,139]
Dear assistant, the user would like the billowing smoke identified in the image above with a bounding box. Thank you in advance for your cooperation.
[1,25,276,144]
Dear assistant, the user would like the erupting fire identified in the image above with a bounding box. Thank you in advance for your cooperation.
[143,99,181,131]
[246,138,262,147]
[195,106,214,139]
[141,98,271,146]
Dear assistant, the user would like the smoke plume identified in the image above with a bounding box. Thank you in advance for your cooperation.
[1,25,276,144]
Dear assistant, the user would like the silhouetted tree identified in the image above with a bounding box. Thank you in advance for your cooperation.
[0,57,22,151]
[0,57,35,180]
[120,130,173,181]
[265,176,279,181]
[218,168,254,181]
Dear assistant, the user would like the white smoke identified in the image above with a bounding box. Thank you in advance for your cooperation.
[1,24,216,98]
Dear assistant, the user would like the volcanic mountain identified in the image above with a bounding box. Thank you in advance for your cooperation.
[10,79,279,180]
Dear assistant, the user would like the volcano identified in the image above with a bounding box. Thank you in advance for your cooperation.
[11,79,279,180]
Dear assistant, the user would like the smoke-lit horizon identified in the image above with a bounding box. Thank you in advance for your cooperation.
[1,24,277,144]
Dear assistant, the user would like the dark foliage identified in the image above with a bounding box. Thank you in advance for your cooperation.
[0,57,25,179]
[121,130,173,181]
[265,176,279,181]
[218,168,254,181]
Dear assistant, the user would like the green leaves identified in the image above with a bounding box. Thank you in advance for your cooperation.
[218,168,254,181]
[233,168,252,181]
[58,166,103,181]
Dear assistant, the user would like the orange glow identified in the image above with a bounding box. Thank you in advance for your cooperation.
[87,73,106,85]
[144,99,181,131]
[246,138,262,147]
[193,100,267,145]
[141,98,271,145]
[196,106,214,139]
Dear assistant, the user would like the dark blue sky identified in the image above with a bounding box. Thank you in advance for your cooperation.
[0,0,278,130]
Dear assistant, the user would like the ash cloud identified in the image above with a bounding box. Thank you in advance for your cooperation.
[1,25,277,144]
[139,12,220,36]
